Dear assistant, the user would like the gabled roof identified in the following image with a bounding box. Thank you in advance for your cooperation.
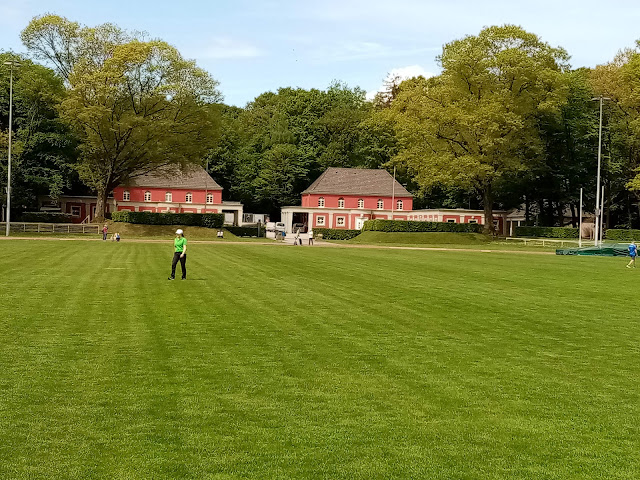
[125,165,222,190]
[302,168,412,197]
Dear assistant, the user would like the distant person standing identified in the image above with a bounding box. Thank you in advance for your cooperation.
[627,241,637,268]
[168,229,187,280]
[308,229,314,246]
[102,224,108,241]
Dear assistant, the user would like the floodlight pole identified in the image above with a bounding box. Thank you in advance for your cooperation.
[579,188,583,248]
[4,60,19,237]
[592,96,610,247]
[599,185,605,245]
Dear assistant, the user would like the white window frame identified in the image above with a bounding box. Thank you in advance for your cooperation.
[357,198,364,209]
[447,219,456,223]
[338,198,345,208]
[469,219,478,224]
[144,191,151,202]
[70,206,81,217]
[185,192,193,203]
[123,190,130,201]
[377,199,384,209]
[396,199,403,211]
[336,216,346,227]
[316,216,326,226]
[318,197,325,208]
[165,192,172,202]
[206,193,214,204]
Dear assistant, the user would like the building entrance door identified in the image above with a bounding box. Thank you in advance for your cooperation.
[355,217,366,230]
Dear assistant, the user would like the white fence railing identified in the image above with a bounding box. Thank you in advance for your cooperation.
[0,222,100,234]
[504,237,595,248]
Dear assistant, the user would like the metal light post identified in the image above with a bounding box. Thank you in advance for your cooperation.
[4,60,20,237]
[592,96,610,247]
[579,187,583,248]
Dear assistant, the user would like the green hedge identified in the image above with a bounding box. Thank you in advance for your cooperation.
[20,212,74,223]
[111,210,224,228]
[605,229,640,241]
[362,219,483,233]
[225,226,266,237]
[514,226,579,239]
[313,228,361,240]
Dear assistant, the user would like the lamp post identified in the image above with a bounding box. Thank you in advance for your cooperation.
[4,60,20,237]
[592,96,610,246]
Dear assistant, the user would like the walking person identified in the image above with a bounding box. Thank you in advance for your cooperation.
[308,229,314,246]
[168,229,187,280]
[102,224,108,241]
[627,241,637,268]
[294,228,301,246]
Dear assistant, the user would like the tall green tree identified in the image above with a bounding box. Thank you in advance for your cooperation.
[591,42,640,227]
[206,83,393,217]
[21,14,222,221]
[1,52,78,216]
[390,25,569,232]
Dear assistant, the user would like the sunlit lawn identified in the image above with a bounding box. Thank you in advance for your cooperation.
[0,240,638,479]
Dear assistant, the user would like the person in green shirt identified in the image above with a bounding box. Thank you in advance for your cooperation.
[168,229,187,280]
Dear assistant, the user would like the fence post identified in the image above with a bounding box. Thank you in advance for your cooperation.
[68,225,70,233]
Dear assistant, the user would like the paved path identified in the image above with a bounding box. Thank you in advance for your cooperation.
[0,235,557,255]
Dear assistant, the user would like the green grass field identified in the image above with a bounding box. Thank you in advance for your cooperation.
[1,239,639,479]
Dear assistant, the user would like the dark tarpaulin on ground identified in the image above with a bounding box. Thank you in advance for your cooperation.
[556,243,630,256]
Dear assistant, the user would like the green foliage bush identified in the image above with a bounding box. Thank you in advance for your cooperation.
[20,212,74,223]
[313,228,361,240]
[362,219,483,233]
[604,229,640,241]
[225,226,266,237]
[514,226,578,238]
[111,211,224,228]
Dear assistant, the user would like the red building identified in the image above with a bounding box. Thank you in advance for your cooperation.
[281,167,512,234]
[281,168,414,232]
[40,166,243,225]
[112,166,243,224]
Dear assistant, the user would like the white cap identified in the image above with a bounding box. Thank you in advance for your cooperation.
[175,229,183,235]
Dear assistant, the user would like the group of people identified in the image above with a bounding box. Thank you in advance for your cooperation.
[102,224,120,242]
[292,229,313,246]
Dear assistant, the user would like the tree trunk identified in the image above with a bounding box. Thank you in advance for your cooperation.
[94,187,109,223]
[570,203,576,228]
[556,202,564,227]
[525,194,530,224]
[482,185,494,235]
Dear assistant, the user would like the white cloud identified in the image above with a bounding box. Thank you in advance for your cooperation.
[190,37,263,60]
[366,65,434,100]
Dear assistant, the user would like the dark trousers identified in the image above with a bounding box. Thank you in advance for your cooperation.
[171,252,187,279]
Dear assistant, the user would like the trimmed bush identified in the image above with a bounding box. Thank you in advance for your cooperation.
[515,226,578,239]
[313,228,361,240]
[362,219,483,233]
[225,226,266,237]
[605,229,640,241]
[20,212,74,223]
[111,211,224,228]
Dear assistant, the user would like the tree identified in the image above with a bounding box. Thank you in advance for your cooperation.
[591,42,640,227]
[206,83,390,218]
[21,15,222,221]
[389,25,569,232]
[0,52,78,216]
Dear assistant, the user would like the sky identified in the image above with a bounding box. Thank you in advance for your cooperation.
[1,0,640,106]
